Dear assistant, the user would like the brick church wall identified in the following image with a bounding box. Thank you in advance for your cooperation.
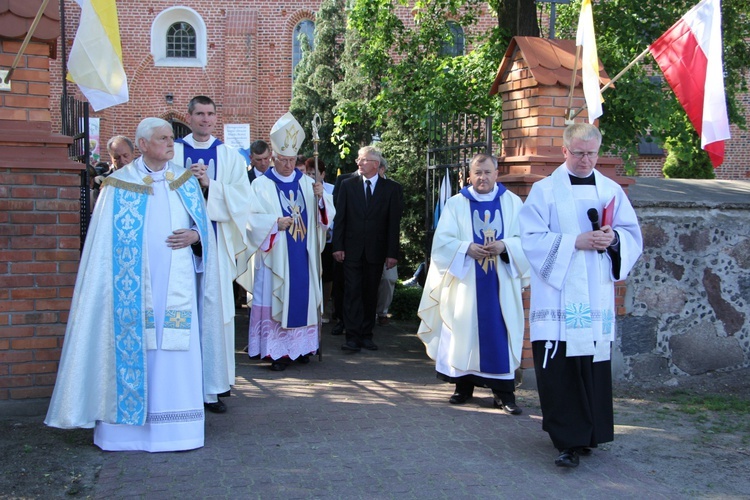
[49,0,499,165]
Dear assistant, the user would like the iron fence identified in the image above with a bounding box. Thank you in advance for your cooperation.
[60,96,90,251]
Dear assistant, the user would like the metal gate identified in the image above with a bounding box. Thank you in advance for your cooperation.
[60,96,90,251]
[167,115,191,140]
[424,113,492,257]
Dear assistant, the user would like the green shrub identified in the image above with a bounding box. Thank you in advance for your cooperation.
[388,284,424,321]
[662,130,716,179]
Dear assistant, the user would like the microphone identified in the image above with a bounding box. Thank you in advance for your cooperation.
[587,208,604,253]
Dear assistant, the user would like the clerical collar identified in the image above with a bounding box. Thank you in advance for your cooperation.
[569,173,596,185]
[468,184,498,201]
[273,169,297,182]
[192,137,213,148]
[140,158,167,174]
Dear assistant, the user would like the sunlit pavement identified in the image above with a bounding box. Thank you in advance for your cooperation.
[92,311,679,499]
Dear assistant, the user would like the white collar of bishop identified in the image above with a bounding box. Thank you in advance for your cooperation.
[274,169,297,183]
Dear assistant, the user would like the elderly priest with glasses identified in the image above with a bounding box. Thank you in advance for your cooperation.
[519,122,643,468]
[237,113,334,371]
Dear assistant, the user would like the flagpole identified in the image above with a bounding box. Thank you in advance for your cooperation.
[568,46,651,121]
[4,0,51,83]
[600,47,651,93]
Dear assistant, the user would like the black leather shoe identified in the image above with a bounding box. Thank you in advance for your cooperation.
[555,449,579,468]
[341,341,361,352]
[493,399,522,415]
[296,354,311,364]
[218,390,231,398]
[448,392,473,405]
[204,399,227,414]
[577,447,593,456]
[270,361,288,371]
[361,339,378,350]
[331,322,345,336]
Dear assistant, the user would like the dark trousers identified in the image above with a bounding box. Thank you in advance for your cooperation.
[532,340,614,451]
[343,258,383,344]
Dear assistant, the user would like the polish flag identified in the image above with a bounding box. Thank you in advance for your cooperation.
[649,0,730,167]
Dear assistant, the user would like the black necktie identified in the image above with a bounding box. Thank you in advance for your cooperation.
[366,179,373,206]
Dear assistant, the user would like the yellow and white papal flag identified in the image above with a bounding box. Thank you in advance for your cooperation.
[576,0,603,123]
[67,0,129,111]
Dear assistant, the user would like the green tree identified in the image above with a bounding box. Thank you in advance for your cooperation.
[330,10,384,171]
[488,0,539,37]
[334,0,508,271]
[289,0,347,177]
[554,0,750,176]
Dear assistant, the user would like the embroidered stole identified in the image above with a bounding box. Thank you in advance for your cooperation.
[550,167,614,360]
[111,164,209,425]
[267,169,311,328]
[460,185,510,374]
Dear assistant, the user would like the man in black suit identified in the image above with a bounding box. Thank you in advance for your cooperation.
[329,170,358,336]
[332,146,403,352]
[247,140,272,184]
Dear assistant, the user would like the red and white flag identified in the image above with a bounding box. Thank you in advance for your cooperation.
[649,0,730,167]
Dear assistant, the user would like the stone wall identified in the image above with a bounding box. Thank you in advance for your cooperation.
[614,179,750,380]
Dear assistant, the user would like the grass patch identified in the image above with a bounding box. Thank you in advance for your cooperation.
[660,392,750,413]
[656,391,750,435]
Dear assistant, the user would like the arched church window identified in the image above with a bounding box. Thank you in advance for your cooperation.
[441,22,465,57]
[151,7,207,68]
[293,20,315,71]
[166,22,196,58]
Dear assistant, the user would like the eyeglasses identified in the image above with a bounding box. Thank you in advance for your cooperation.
[356,157,377,164]
[568,150,599,159]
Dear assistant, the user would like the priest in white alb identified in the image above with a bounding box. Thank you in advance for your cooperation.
[45,118,229,452]
[237,112,334,371]
[173,95,252,413]
[519,123,643,468]
[417,154,530,414]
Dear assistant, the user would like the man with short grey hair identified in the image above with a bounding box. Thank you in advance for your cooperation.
[46,117,228,452]
[333,146,403,352]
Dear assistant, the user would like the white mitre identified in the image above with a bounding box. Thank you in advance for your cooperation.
[270,112,305,156]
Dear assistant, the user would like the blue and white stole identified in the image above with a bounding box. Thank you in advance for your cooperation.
[176,136,222,233]
[111,167,209,425]
[266,168,311,328]
[460,184,510,374]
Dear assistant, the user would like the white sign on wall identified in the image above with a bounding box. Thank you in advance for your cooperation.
[223,124,251,149]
